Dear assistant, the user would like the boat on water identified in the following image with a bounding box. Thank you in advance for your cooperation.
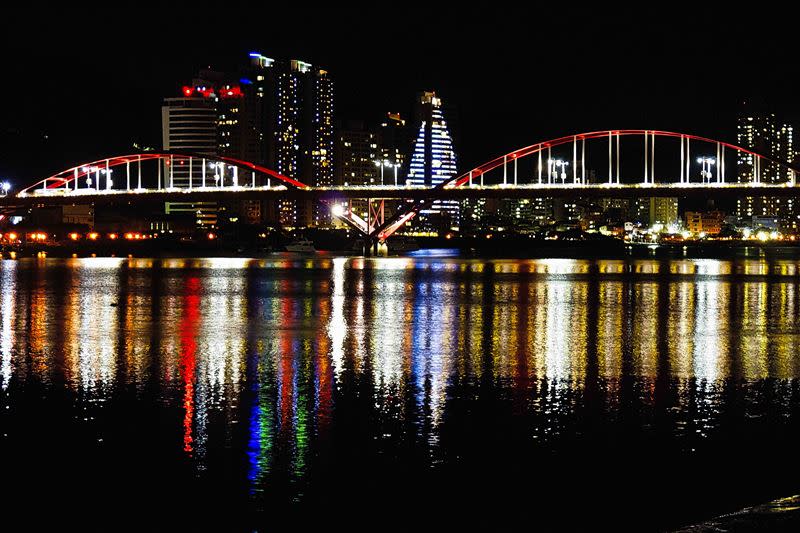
[285,239,316,253]
[388,236,420,254]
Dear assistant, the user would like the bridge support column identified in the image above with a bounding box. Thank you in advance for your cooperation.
[581,138,586,184]
[514,156,518,186]
[361,235,373,257]
[537,151,542,184]
[573,136,577,183]
[644,131,649,183]
[685,137,690,182]
[650,131,655,183]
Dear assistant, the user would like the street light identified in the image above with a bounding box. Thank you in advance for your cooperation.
[331,204,345,217]
[554,160,569,184]
[373,160,381,185]
[374,160,391,185]
[697,156,716,183]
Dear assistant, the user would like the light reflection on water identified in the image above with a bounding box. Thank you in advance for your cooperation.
[2,256,800,527]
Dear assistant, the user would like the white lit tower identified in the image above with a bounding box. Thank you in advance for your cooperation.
[406,91,459,229]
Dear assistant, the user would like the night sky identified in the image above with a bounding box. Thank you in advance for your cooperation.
[2,5,797,186]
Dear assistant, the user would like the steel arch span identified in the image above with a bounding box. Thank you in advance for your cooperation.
[18,151,308,196]
[367,129,800,242]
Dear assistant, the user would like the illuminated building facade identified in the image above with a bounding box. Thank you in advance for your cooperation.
[736,104,797,230]
[161,96,218,188]
[334,121,379,223]
[631,197,678,228]
[406,91,459,229]
[650,197,679,228]
[335,121,379,186]
[378,112,409,184]
[162,54,334,227]
[685,211,725,235]
[161,96,219,225]
[273,59,334,227]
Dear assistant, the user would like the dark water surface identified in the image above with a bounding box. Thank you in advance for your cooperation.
[2,256,800,530]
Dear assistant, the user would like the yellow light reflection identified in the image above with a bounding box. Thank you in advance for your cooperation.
[0,261,17,389]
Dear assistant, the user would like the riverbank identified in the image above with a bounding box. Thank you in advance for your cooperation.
[4,236,800,260]
[676,495,800,532]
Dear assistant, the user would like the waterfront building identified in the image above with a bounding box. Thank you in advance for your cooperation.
[633,197,679,229]
[406,91,459,230]
[378,112,410,185]
[334,120,380,223]
[162,53,334,227]
[736,102,797,229]
[685,210,725,235]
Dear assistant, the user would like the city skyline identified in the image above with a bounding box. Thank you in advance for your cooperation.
[2,6,799,184]
[6,8,800,529]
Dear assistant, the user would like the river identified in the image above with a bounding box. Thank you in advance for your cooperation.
[2,255,800,530]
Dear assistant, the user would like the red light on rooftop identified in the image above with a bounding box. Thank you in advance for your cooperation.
[220,86,243,99]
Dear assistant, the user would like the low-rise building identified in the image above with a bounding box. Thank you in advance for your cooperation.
[685,210,725,235]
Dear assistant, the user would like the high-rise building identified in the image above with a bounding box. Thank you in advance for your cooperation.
[632,197,679,228]
[334,120,379,223]
[650,197,679,228]
[736,103,797,229]
[407,91,459,230]
[378,112,410,185]
[160,96,220,226]
[161,97,218,188]
[272,59,334,227]
[162,53,334,227]
[335,120,379,187]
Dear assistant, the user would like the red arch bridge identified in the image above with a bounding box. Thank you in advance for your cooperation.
[4,130,799,244]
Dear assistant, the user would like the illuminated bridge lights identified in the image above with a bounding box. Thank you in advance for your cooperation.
[17,152,308,198]
[6,130,800,244]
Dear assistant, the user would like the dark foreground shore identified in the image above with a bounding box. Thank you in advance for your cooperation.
[676,495,800,532]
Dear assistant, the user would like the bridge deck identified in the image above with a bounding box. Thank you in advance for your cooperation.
[3,183,798,208]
